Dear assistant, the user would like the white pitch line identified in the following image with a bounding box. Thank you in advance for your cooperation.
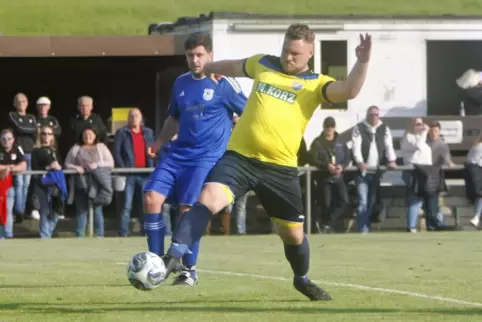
[117,262,482,307]
[199,269,482,307]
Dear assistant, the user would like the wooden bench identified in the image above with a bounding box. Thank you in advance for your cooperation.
[345,179,469,232]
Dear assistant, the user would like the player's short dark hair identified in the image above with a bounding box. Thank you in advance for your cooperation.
[429,121,441,129]
[184,32,213,52]
[285,24,315,43]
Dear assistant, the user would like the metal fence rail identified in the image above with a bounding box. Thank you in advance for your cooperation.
[15,164,466,237]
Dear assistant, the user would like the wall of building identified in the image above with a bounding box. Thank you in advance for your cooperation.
[211,21,482,146]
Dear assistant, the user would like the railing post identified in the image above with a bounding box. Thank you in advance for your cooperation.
[305,166,312,236]
[88,200,94,237]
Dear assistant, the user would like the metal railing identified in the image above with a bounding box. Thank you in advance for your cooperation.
[15,164,466,237]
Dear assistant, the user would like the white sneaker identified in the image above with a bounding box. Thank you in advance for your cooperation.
[31,210,40,220]
[410,228,417,233]
[470,216,480,228]
[58,215,65,220]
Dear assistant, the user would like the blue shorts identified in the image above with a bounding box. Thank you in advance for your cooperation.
[143,156,215,206]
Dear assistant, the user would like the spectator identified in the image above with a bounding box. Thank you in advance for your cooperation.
[162,203,179,236]
[0,129,27,239]
[426,122,455,169]
[309,116,350,234]
[401,118,432,232]
[456,69,482,115]
[465,135,482,228]
[352,106,397,233]
[30,126,63,239]
[113,108,155,237]
[36,97,62,138]
[233,192,249,235]
[206,207,231,235]
[27,96,63,221]
[9,93,37,219]
[65,127,114,238]
[407,121,453,231]
[71,96,108,144]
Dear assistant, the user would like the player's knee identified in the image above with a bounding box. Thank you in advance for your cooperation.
[143,191,165,213]
[275,222,305,245]
[198,183,231,214]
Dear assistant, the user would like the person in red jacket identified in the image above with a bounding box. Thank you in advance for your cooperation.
[0,129,27,239]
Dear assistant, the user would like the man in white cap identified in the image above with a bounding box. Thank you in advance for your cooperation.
[36,96,62,139]
[28,96,63,221]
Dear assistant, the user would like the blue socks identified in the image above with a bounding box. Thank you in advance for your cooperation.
[143,213,166,256]
[168,202,213,258]
[182,239,201,276]
[284,236,310,283]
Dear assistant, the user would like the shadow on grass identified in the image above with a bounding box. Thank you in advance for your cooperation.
[0,302,480,316]
[0,284,127,289]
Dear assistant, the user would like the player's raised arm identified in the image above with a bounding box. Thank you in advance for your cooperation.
[325,34,371,103]
[204,59,248,78]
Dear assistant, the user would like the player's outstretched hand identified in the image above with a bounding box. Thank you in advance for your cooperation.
[355,33,371,63]
[209,73,222,84]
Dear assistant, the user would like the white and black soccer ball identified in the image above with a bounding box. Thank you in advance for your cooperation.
[127,252,166,290]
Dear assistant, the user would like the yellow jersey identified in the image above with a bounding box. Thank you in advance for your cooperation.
[227,54,335,167]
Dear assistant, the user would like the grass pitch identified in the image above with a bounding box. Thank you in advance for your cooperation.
[1,233,482,321]
[1,0,482,35]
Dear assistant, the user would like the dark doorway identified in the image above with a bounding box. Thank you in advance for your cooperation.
[320,40,347,110]
[426,40,482,116]
[0,56,187,157]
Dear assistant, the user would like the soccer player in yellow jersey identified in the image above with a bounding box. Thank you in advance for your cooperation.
[162,24,371,301]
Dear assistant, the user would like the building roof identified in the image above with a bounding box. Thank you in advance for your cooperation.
[208,12,482,20]
[149,11,482,34]
[0,35,186,57]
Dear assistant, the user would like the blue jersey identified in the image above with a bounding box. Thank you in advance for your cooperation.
[167,73,247,164]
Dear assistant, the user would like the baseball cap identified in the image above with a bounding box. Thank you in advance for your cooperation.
[36,96,51,105]
[323,116,336,128]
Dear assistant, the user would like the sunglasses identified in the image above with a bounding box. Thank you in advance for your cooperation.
[41,132,53,136]
[415,123,423,126]
[1,136,13,141]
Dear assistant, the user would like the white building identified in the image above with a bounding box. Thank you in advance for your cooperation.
[150,12,482,147]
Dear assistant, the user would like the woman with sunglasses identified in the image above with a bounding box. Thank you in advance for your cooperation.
[401,118,432,233]
[30,126,62,238]
[0,129,27,239]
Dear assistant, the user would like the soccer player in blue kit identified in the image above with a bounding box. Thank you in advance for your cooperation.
[143,32,247,286]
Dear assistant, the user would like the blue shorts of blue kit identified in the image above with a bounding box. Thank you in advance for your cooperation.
[143,156,215,206]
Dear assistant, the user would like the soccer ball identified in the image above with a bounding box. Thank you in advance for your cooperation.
[127,252,166,290]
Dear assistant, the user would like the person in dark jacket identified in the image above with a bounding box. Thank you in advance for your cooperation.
[26,96,63,221]
[71,96,108,144]
[464,136,482,228]
[0,128,27,239]
[113,108,156,236]
[408,121,454,231]
[30,125,63,239]
[9,93,37,219]
[410,164,447,231]
[36,97,62,139]
[309,117,350,233]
